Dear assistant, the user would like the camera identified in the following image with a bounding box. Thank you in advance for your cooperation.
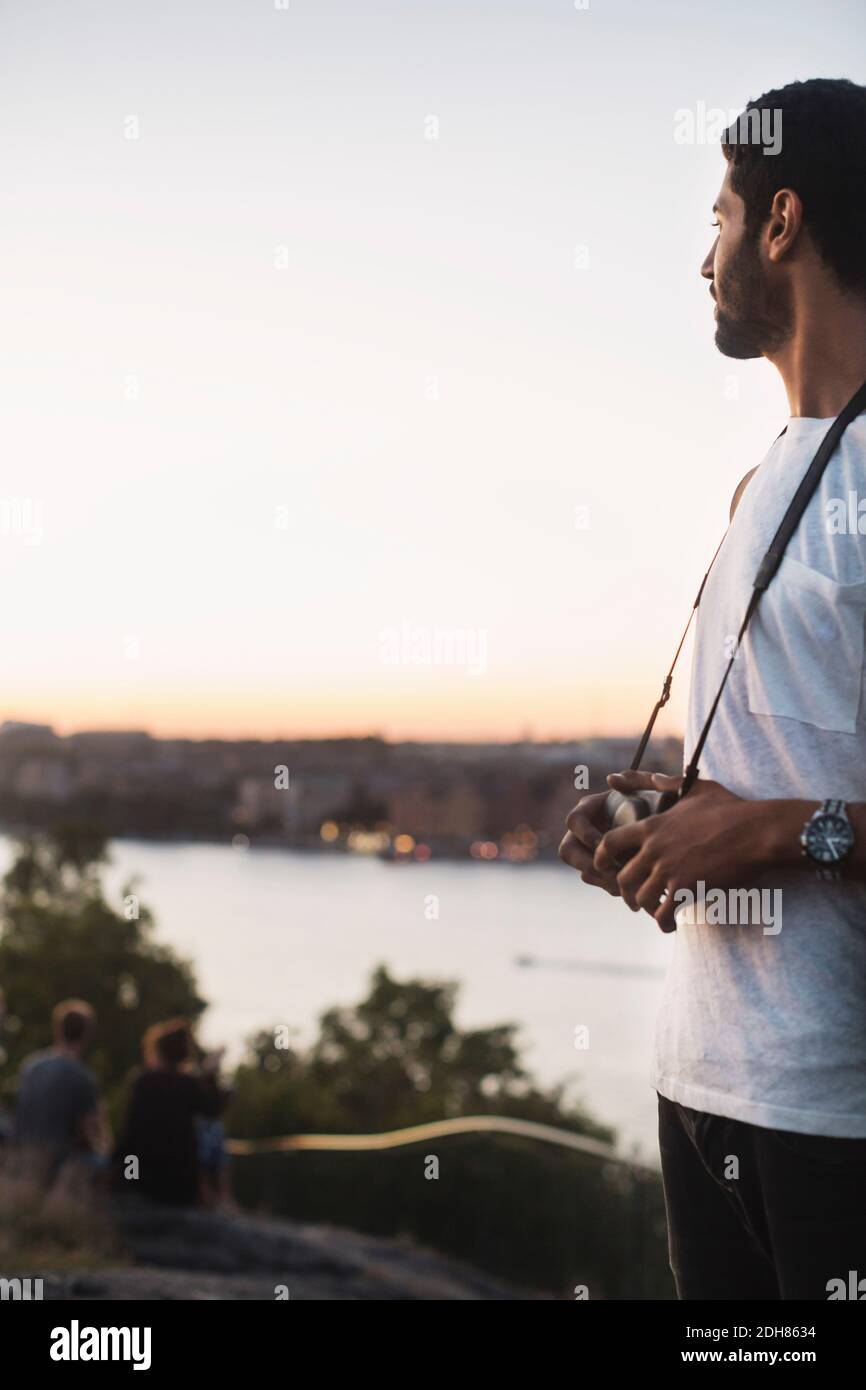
[603,786,679,828]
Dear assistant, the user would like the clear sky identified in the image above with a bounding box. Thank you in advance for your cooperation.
[2,0,864,741]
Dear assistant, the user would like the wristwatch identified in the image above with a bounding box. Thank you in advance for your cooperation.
[800,799,855,880]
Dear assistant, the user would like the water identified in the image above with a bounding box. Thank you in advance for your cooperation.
[4,837,674,1162]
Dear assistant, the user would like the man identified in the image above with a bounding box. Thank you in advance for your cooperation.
[560,78,866,1301]
[16,998,111,1184]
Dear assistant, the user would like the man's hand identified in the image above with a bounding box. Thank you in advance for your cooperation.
[558,769,675,897]
[558,786,622,895]
[594,773,763,931]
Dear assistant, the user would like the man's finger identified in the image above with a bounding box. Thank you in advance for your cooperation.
[616,849,656,912]
[582,866,620,892]
[634,865,670,916]
[606,770,658,793]
[558,831,594,872]
[559,833,621,894]
[607,770,683,797]
[564,796,606,850]
[650,772,683,792]
[654,888,680,933]
[593,822,644,874]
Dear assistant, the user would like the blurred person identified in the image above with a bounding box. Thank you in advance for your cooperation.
[561,79,866,1300]
[115,1018,228,1207]
[14,999,111,1185]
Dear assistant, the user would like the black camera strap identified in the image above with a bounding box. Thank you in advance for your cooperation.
[631,374,866,798]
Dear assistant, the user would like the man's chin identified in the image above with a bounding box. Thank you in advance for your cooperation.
[713,322,763,360]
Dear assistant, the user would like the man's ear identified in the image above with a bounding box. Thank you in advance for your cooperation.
[730,466,758,520]
[766,188,804,264]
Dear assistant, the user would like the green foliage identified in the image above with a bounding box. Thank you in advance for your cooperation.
[0,829,205,1114]
[229,965,673,1295]
[230,964,613,1142]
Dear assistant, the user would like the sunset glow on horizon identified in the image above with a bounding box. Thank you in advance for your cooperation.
[1,663,689,745]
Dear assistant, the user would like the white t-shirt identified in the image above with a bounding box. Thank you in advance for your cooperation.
[651,415,866,1137]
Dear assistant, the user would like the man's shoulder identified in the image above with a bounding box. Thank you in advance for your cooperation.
[19,1048,54,1078]
[23,1050,95,1085]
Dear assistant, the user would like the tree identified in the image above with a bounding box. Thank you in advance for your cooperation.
[230,965,613,1142]
[0,828,206,1114]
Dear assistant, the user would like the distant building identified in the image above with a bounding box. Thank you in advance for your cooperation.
[237,775,286,829]
[0,721,55,738]
[14,758,75,801]
[285,772,353,833]
[386,778,485,839]
[237,771,352,834]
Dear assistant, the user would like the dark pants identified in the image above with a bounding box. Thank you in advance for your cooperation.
[657,1093,866,1300]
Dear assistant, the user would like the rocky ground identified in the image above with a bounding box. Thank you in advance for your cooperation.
[35,1197,535,1300]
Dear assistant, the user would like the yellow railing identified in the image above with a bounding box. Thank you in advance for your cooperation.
[226,1114,657,1172]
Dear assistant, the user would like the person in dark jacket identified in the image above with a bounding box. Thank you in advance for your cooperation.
[116,1018,226,1206]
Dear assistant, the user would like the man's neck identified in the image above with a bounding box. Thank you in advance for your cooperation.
[767,282,866,418]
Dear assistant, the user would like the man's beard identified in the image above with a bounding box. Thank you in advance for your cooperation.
[714,234,791,359]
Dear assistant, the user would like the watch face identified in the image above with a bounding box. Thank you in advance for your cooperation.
[805,813,854,865]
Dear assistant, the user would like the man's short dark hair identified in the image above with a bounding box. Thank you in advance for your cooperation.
[722,78,866,295]
[52,998,96,1046]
